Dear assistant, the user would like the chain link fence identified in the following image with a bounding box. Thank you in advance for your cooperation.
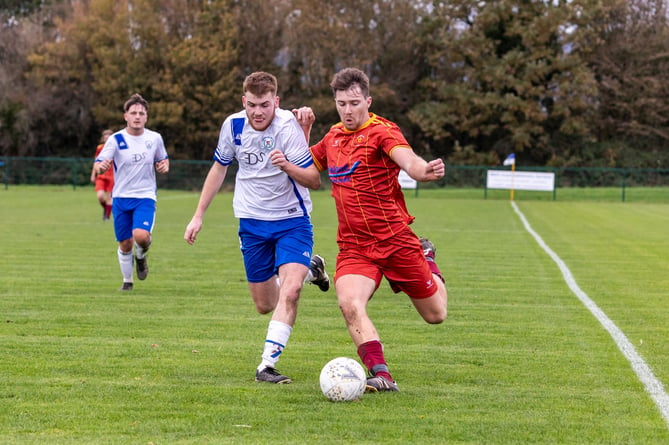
[2,157,669,202]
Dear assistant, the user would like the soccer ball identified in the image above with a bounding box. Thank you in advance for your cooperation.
[319,357,367,402]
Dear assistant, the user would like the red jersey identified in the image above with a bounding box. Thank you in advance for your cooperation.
[94,143,114,181]
[311,113,415,248]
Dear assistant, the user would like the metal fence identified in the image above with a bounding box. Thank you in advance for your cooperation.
[2,156,669,202]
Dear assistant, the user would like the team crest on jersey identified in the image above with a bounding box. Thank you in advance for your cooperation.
[356,135,366,144]
[262,136,275,150]
[145,140,153,150]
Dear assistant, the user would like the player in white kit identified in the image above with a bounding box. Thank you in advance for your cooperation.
[184,72,329,384]
[95,94,169,291]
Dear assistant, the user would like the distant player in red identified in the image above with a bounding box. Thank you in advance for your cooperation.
[310,67,448,393]
[90,129,114,220]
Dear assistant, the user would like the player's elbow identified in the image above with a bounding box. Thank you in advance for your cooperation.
[309,175,321,190]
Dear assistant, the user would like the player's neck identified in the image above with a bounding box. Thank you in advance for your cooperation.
[126,127,145,136]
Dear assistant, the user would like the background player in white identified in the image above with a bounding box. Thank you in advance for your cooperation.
[184,72,329,384]
[95,94,169,291]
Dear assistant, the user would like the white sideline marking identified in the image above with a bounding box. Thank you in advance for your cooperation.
[511,201,669,428]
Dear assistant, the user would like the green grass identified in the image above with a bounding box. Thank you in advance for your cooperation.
[435,185,669,202]
[1,186,669,444]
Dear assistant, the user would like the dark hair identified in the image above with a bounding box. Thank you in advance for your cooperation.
[99,129,113,143]
[243,72,278,96]
[330,68,370,97]
[123,93,149,112]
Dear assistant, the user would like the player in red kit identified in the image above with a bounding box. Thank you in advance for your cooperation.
[91,129,114,220]
[310,67,448,393]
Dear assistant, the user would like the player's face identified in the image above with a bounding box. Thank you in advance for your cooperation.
[334,86,372,131]
[243,92,279,131]
[124,104,147,135]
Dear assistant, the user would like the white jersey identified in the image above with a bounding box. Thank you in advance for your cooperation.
[97,128,168,201]
[214,108,313,221]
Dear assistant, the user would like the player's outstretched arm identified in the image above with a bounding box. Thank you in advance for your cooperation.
[391,148,445,182]
[184,162,228,245]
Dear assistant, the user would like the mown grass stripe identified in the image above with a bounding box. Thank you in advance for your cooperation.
[512,200,669,428]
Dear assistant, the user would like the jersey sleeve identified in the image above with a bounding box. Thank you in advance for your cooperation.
[95,136,118,161]
[379,122,411,157]
[213,117,236,166]
[282,116,313,168]
[309,139,327,172]
[154,134,169,161]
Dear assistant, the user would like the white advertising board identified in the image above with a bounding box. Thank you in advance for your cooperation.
[486,170,555,192]
[398,169,417,189]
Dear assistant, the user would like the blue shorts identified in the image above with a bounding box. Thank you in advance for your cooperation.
[112,198,156,242]
[239,217,314,283]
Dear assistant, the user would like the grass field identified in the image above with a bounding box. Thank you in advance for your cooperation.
[1,185,669,444]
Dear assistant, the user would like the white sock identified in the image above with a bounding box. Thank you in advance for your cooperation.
[118,248,133,282]
[258,320,292,371]
[134,240,151,260]
[303,268,314,283]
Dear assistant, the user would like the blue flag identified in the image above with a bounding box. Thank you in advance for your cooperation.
[503,153,515,166]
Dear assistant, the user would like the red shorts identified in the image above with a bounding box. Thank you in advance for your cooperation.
[335,229,437,299]
[95,176,113,193]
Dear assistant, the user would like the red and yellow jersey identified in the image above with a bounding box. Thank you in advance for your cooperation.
[311,113,415,248]
[94,143,114,181]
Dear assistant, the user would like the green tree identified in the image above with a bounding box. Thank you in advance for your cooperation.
[410,0,601,165]
[278,0,428,146]
[0,0,47,17]
[1,1,82,156]
[24,0,240,159]
[586,0,669,167]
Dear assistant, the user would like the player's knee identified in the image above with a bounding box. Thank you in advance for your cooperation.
[424,309,446,324]
[133,229,151,245]
[255,304,274,315]
[118,239,133,253]
[338,301,362,324]
[280,281,302,303]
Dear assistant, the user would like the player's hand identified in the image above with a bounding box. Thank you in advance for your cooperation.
[184,218,202,245]
[269,149,290,172]
[426,158,445,180]
[292,107,315,128]
[96,159,112,175]
[155,159,169,174]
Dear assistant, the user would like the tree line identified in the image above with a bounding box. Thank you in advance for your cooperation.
[1,0,669,168]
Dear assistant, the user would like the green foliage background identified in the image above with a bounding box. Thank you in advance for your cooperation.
[2,0,669,168]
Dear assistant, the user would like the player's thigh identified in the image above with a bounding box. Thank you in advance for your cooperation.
[335,250,381,309]
[275,218,313,269]
[277,262,309,294]
[239,220,276,283]
[334,273,377,305]
[381,233,437,299]
[410,288,447,324]
[132,199,156,232]
[248,279,279,314]
[112,198,133,242]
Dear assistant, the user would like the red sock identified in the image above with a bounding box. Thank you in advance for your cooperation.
[105,204,112,219]
[427,260,445,283]
[357,340,393,381]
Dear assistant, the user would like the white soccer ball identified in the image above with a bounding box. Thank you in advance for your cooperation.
[319,357,367,402]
